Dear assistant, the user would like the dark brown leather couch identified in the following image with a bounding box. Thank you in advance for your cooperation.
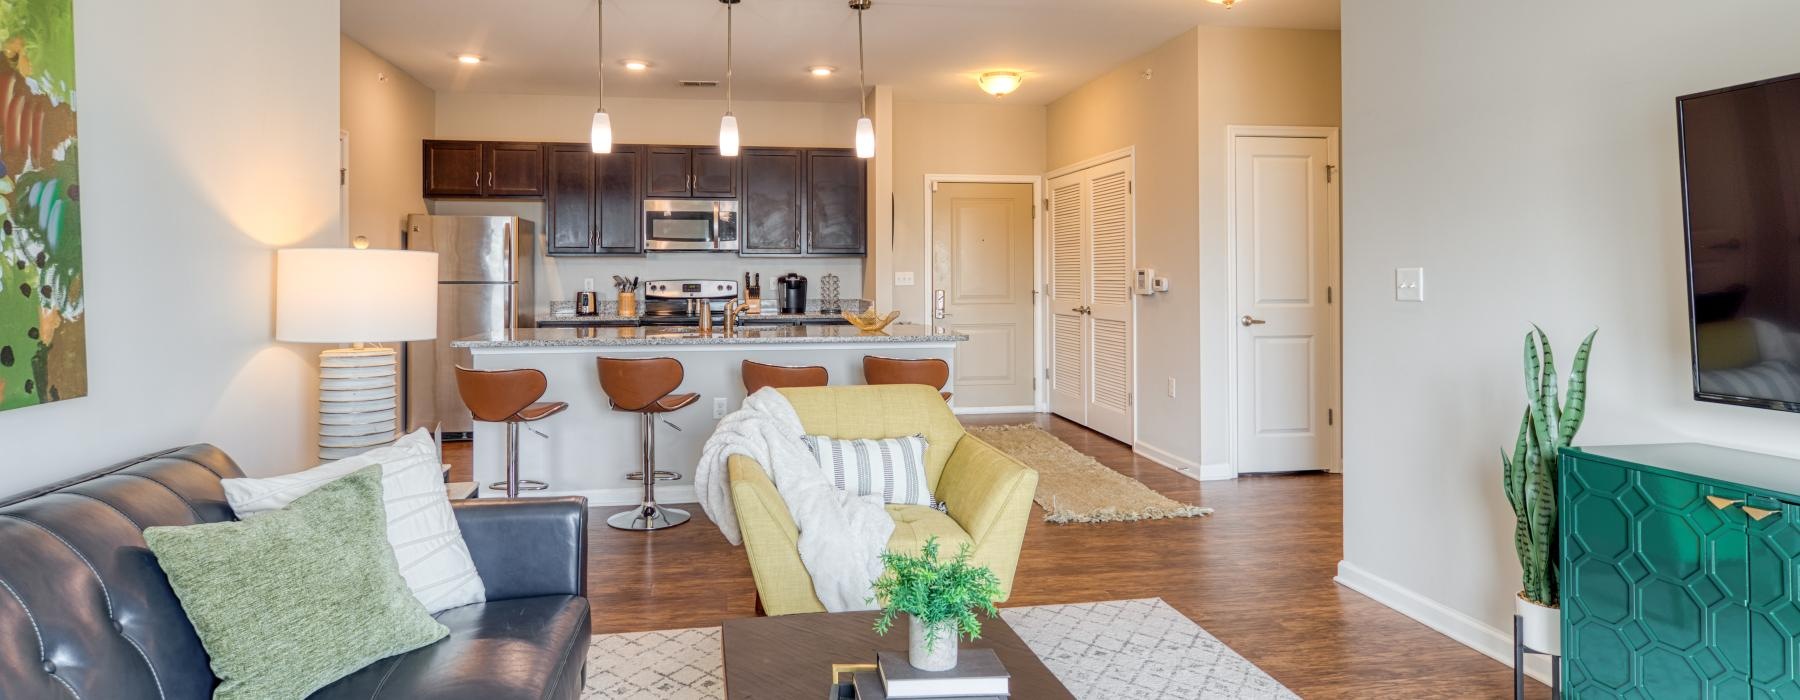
[0,444,591,699]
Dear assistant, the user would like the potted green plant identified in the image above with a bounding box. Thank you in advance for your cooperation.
[1502,326,1595,656]
[872,536,1004,672]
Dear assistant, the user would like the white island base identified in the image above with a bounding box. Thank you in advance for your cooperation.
[454,324,963,506]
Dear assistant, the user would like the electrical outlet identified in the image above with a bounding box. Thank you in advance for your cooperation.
[1395,267,1425,302]
[895,271,916,286]
[713,397,728,418]
[1167,378,1177,398]
[583,277,595,292]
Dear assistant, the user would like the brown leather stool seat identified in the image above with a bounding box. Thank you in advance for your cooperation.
[597,357,695,531]
[455,366,569,497]
[742,360,829,395]
[862,356,953,401]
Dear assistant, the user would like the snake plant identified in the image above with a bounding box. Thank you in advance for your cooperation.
[1503,326,1595,608]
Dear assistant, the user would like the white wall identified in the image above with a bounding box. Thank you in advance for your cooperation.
[1342,0,1800,671]
[341,35,435,251]
[0,1,340,496]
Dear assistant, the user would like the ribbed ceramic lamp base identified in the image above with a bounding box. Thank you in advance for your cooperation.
[317,347,399,460]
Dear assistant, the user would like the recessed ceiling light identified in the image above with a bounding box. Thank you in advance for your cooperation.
[621,59,650,71]
[809,66,836,77]
[456,54,483,65]
[977,71,1023,97]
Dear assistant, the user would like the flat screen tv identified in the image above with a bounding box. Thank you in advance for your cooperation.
[1680,72,1800,412]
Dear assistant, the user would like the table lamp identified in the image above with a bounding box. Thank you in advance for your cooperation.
[276,248,438,460]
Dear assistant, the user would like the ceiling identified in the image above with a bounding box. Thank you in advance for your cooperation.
[342,0,1339,105]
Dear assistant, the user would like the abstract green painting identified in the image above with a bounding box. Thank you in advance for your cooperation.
[0,0,80,412]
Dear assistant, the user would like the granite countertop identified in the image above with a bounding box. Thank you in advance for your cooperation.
[454,323,967,349]
[537,309,853,324]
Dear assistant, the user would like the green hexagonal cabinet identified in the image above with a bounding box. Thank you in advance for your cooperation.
[1563,444,1800,698]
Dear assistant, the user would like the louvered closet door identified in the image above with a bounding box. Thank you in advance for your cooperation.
[1082,159,1134,443]
[1048,172,1088,423]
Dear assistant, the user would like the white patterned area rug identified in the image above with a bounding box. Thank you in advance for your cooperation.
[580,598,1296,700]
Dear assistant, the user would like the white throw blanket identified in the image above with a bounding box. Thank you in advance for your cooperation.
[694,388,895,612]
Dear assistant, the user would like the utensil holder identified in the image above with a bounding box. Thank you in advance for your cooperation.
[618,291,638,317]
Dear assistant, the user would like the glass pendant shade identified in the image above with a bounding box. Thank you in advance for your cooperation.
[854,116,875,158]
[719,114,740,157]
[590,111,613,154]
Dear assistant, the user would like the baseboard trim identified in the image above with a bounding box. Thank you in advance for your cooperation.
[952,405,1040,416]
[1134,441,1237,481]
[1334,560,1552,686]
[480,485,700,508]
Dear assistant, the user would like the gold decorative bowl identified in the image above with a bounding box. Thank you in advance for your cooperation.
[842,309,900,332]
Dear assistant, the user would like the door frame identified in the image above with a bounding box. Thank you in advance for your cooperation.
[922,173,1046,414]
[1223,125,1342,477]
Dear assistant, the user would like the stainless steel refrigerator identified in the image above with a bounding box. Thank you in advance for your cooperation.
[404,215,535,438]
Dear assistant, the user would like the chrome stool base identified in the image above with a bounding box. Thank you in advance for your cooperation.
[626,470,682,482]
[607,503,691,531]
[488,479,547,493]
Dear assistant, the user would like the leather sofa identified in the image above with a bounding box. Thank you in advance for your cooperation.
[729,384,1039,616]
[0,444,591,699]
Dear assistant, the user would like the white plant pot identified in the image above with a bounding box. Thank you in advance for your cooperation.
[908,615,958,672]
[1516,594,1561,656]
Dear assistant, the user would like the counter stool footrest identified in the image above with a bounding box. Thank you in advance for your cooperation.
[487,479,549,492]
[625,470,683,482]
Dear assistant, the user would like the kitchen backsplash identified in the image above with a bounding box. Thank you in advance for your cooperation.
[547,298,870,318]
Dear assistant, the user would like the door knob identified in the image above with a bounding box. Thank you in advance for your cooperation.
[1240,315,1267,326]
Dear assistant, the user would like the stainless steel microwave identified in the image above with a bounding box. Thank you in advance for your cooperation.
[644,199,738,251]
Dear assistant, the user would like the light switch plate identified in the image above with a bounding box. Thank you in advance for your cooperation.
[1395,267,1424,302]
[895,271,916,286]
[713,397,728,419]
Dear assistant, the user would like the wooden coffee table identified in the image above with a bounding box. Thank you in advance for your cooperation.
[721,611,1073,699]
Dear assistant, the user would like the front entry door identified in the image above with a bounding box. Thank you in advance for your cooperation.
[1233,135,1337,472]
[933,182,1036,409]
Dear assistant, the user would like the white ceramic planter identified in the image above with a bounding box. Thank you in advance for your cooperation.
[1516,594,1561,656]
[908,615,958,672]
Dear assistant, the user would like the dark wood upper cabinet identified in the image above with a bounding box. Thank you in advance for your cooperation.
[643,146,739,198]
[594,146,644,254]
[692,147,739,198]
[424,141,485,197]
[739,148,804,255]
[544,144,643,256]
[424,140,543,198]
[805,149,867,255]
[544,145,596,254]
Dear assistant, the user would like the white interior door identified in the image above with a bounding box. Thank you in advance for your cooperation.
[1233,135,1337,472]
[1046,157,1134,443]
[932,182,1037,409]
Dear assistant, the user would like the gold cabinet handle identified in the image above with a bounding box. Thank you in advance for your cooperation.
[1743,506,1781,521]
[1707,495,1744,510]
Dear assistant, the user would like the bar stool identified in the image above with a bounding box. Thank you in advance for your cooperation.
[742,360,829,395]
[454,366,569,498]
[597,357,697,531]
[863,356,953,401]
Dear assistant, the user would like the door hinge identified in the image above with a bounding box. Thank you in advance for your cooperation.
[1033,377,1038,390]
[1327,286,1333,304]
[1326,164,1337,183]
[339,168,347,185]
[931,181,939,193]
[1128,180,1134,194]
[1043,197,1050,211]
[1328,408,1334,426]
[1045,368,1051,379]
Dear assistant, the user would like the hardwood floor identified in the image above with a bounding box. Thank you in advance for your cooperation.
[446,413,1547,698]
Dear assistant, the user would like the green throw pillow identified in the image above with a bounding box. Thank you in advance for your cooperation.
[144,465,449,699]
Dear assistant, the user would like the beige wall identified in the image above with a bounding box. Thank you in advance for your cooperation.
[0,1,342,495]
[341,36,436,250]
[1342,0,1800,674]
[890,101,1048,323]
[1046,26,1338,469]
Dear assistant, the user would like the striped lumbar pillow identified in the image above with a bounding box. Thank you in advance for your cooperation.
[802,434,936,507]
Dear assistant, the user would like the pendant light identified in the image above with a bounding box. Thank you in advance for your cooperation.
[851,0,874,158]
[590,0,613,153]
[718,0,741,157]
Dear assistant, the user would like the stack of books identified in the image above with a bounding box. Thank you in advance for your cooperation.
[836,650,1010,699]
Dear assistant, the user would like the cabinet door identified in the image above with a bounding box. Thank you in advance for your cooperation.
[544,145,595,254]
[692,147,739,198]
[1749,498,1800,696]
[424,140,485,197]
[594,145,644,254]
[645,147,693,197]
[804,149,867,255]
[740,148,804,255]
[1563,455,1750,698]
[486,142,544,196]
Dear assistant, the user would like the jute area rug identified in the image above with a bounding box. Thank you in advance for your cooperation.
[965,425,1212,524]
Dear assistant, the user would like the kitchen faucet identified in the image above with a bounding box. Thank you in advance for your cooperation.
[723,298,753,336]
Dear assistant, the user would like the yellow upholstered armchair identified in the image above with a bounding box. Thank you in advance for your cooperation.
[728,384,1039,616]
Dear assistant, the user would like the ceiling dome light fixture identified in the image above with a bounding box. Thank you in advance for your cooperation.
[850,0,874,159]
[977,71,1022,97]
[590,0,613,153]
[621,59,650,71]
[1205,0,1240,7]
[809,66,836,77]
[457,54,483,65]
[718,0,741,157]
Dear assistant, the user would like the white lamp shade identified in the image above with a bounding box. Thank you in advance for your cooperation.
[854,116,875,158]
[590,111,613,154]
[276,248,438,343]
[718,114,740,157]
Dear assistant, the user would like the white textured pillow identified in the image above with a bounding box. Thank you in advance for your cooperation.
[222,429,486,613]
[802,434,935,507]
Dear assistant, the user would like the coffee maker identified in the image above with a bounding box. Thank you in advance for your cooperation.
[777,273,807,314]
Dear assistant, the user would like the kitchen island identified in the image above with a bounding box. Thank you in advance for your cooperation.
[452,324,966,505]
